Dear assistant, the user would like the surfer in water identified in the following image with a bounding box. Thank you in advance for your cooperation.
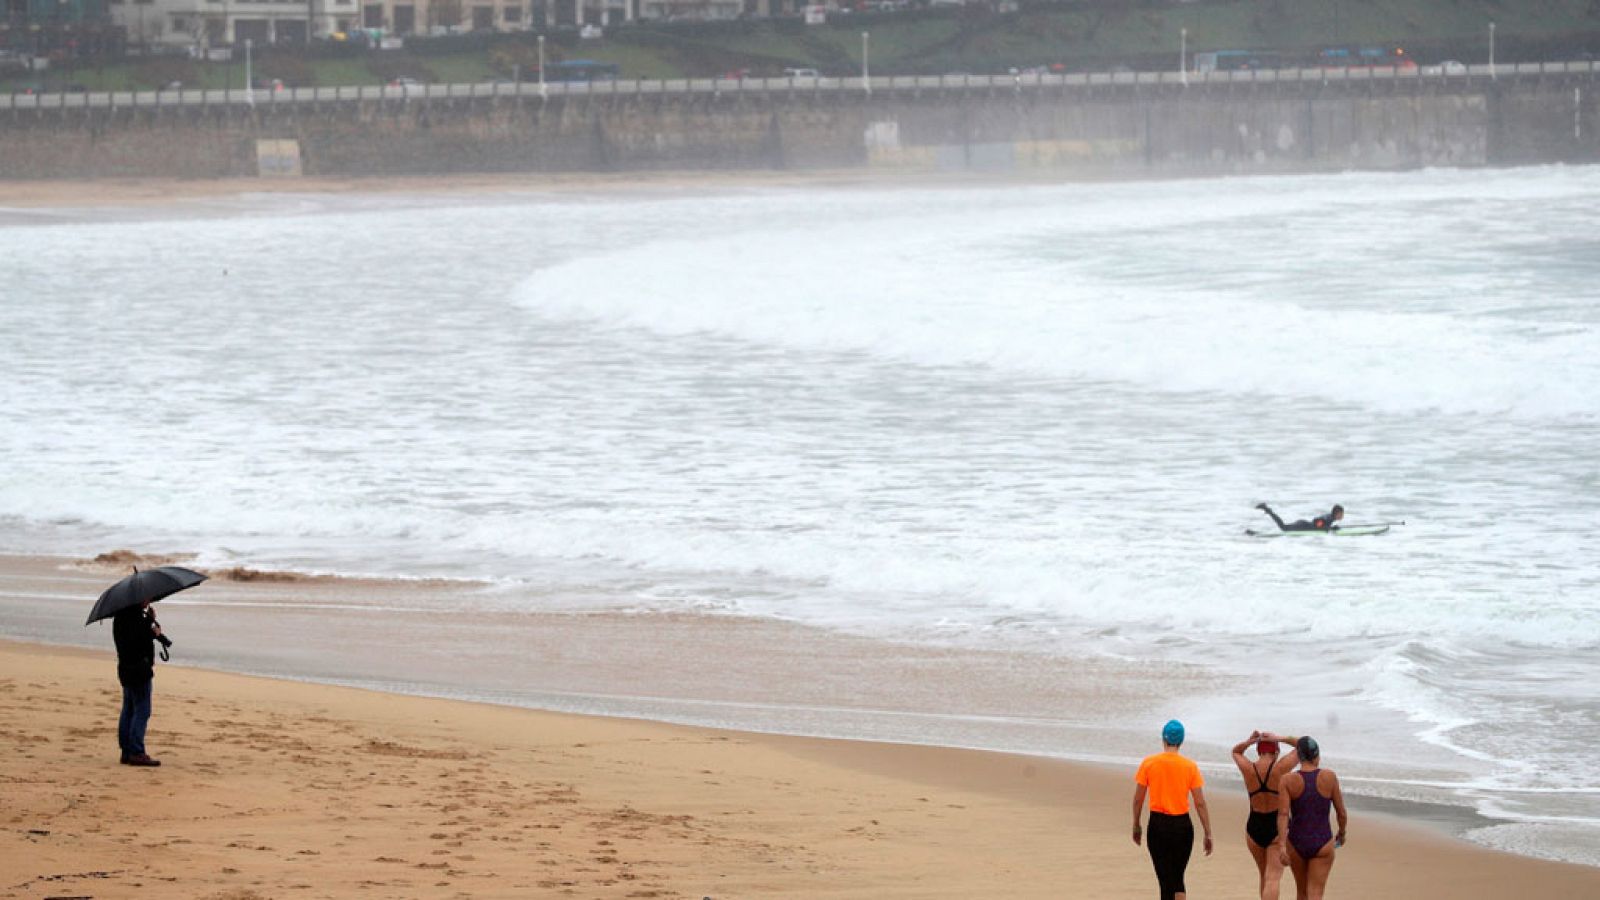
[1255,503,1343,532]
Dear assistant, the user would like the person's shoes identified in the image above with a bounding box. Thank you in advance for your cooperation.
[124,753,161,767]
[119,752,130,765]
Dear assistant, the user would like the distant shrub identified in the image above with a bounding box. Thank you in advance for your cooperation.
[132,57,197,89]
[404,31,496,56]
[256,54,316,86]
[488,40,564,76]
[366,55,439,82]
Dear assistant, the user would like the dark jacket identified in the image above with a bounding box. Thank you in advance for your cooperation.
[112,606,156,686]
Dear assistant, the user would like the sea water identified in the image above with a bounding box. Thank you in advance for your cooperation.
[2,167,1597,863]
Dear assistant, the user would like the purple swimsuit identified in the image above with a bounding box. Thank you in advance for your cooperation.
[1288,770,1334,858]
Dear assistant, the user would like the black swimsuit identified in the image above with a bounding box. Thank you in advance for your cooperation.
[1245,758,1279,849]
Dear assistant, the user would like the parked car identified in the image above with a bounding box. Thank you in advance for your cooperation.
[784,67,820,78]
[388,76,425,96]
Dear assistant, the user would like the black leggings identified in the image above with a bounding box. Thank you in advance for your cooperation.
[1261,507,1317,532]
[1147,811,1194,900]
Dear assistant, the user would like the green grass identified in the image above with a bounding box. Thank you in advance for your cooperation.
[418,54,498,82]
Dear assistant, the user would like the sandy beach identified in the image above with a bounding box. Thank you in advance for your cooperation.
[0,169,1155,215]
[0,172,897,208]
[4,554,1600,899]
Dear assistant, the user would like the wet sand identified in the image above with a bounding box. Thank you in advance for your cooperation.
[0,170,1063,212]
[3,554,1600,897]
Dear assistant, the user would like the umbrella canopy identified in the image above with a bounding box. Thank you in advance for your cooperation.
[85,566,208,626]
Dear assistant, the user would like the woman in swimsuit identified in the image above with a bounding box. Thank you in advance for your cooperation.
[1274,736,1349,900]
[1230,730,1299,899]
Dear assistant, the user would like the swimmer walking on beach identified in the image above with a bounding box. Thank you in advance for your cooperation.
[1231,730,1299,900]
[1275,736,1348,900]
[1132,719,1214,900]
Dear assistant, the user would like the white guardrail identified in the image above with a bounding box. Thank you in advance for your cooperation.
[2,60,1596,111]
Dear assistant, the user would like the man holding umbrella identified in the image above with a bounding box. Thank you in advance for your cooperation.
[87,565,207,767]
[113,599,165,766]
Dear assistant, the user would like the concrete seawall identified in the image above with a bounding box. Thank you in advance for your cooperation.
[1,71,1596,180]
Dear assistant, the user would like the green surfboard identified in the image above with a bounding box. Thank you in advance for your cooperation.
[1246,525,1392,538]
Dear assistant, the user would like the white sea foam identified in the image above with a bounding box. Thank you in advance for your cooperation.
[512,202,1599,419]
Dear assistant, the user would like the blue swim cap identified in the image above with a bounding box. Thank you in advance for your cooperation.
[1162,719,1185,747]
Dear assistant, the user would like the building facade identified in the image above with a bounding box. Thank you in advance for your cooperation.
[95,0,764,47]
[354,0,635,32]
[356,0,540,34]
[2,0,120,57]
[109,0,352,47]
[638,0,740,21]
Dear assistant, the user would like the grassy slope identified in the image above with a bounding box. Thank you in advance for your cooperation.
[3,0,1598,92]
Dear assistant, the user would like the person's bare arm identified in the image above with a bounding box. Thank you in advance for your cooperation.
[1262,732,1298,777]
[1231,730,1261,773]
[1192,786,1214,856]
[1131,784,1148,845]
[1329,771,1349,846]
[1275,774,1294,865]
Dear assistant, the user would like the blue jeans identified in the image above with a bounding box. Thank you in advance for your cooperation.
[119,679,152,757]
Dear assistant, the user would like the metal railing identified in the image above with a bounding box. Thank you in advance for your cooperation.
[2,60,1595,110]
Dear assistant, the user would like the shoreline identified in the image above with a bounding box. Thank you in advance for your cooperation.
[0,166,1315,219]
[5,636,1600,898]
[3,552,1599,886]
[0,170,1086,209]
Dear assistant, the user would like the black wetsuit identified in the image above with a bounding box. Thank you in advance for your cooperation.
[1259,505,1339,532]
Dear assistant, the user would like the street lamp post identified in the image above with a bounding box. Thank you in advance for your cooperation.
[1180,26,1187,86]
[1489,21,1497,80]
[538,33,546,98]
[861,31,869,94]
[244,37,253,105]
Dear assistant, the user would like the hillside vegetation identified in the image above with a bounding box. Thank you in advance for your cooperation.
[6,0,1600,93]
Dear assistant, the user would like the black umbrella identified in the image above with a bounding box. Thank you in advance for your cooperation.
[85,566,208,626]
